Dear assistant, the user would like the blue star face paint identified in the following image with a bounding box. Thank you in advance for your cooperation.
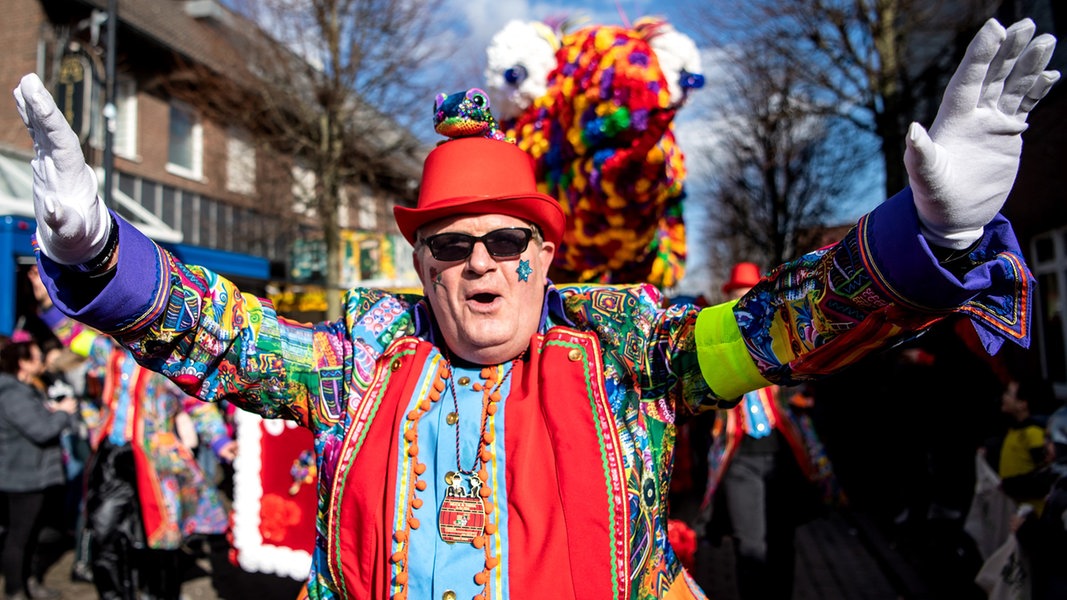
[517,259,532,282]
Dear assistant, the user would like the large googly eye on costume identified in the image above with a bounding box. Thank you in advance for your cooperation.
[680,70,705,90]
[503,65,528,86]
[466,89,490,108]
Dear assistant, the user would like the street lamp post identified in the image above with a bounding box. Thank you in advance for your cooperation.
[102,0,117,207]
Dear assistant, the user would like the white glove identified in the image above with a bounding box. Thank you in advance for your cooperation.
[905,19,1059,249]
[13,73,111,266]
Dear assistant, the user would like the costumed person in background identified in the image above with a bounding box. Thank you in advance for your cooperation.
[1013,405,1067,600]
[14,17,1059,599]
[700,262,843,600]
[484,16,703,288]
[26,268,237,600]
[996,375,1055,515]
[0,334,78,600]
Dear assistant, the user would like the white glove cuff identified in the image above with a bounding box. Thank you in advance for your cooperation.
[36,165,112,265]
[918,218,984,250]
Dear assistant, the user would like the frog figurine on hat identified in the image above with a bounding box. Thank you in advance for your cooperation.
[393,88,565,248]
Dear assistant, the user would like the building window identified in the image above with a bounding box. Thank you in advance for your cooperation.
[113,79,138,159]
[1031,226,1067,398]
[90,78,138,159]
[358,193,378,231]
[227,129,256,194]
[292,161,317,218]
[167,101,202,179]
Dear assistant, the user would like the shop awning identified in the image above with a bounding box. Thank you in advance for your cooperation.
[160,241,271,282]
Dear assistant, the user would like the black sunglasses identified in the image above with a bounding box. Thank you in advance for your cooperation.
[422,227,534,261]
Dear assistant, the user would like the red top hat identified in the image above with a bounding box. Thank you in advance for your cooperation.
[722,262,762,294]
[393,138,566,246]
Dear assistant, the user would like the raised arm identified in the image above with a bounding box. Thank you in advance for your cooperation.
[11,74,403,434]
[694,19,1057,401]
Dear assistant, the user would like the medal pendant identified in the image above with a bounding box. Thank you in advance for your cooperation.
[439,494,486,544]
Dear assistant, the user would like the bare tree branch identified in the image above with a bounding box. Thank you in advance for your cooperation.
[685,0,998,198]
[171,0,453,317]
[699,39,877,276]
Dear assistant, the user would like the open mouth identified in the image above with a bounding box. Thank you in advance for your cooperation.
[470,292,499,304]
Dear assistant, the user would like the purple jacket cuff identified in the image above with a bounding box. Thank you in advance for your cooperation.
[861,188,1033,354]
[36,211,169,336]
[38,305,66,329]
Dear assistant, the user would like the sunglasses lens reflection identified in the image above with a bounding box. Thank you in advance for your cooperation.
[427,228,532,261]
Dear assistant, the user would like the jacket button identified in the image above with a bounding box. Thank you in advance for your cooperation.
[391,359,402,371]
[442,591,457,600]
[568,349,582,361]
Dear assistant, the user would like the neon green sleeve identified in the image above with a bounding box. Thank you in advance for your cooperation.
[694,301,770,400]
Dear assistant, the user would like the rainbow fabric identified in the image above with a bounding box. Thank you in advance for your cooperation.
[503,21,688,288]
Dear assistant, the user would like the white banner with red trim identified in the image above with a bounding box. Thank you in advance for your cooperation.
[231,410,317,580]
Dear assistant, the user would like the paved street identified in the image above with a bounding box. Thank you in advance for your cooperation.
[25,507,944,599]
[693,510,909,600]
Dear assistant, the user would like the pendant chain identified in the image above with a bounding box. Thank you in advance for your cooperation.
[391,352,519,600]
[448,359,516,475]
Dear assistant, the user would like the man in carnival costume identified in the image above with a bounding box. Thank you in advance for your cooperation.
[13,18,1059,599]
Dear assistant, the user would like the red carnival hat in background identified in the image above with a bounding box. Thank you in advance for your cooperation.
[722,262,762,294]
[393,137,565,246]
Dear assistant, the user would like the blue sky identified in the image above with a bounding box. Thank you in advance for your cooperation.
[442,0,687,49]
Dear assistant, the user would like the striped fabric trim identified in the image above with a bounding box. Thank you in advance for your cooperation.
[112,248,173,336]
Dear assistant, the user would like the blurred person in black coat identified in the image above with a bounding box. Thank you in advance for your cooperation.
[0,335,78,600]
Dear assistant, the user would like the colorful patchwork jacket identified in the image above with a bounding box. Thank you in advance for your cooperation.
[37,190,1032,599]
